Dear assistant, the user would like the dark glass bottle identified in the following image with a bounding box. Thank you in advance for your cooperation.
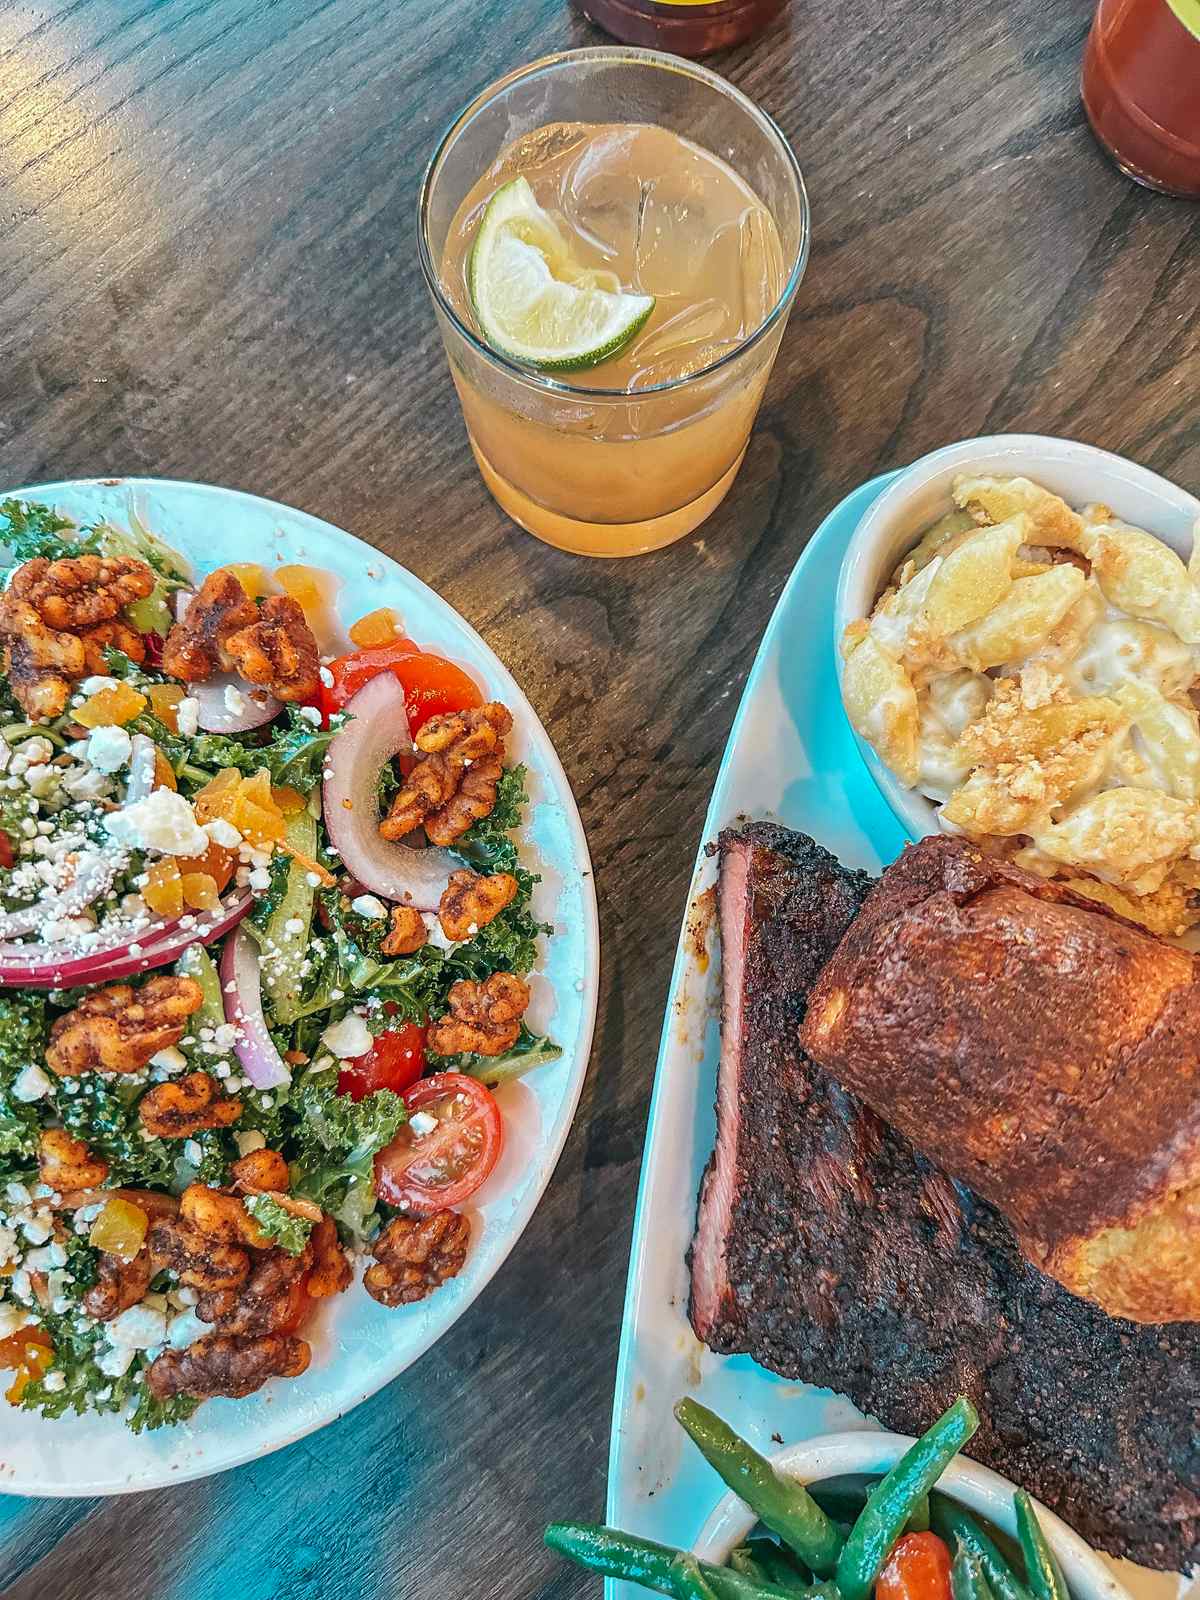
[574,0,788,56]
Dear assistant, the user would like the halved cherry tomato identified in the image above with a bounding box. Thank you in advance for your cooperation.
[338,1019,427,1101]
[375,1072,502,1213]
[0,830,12,870]
[320,641,483,735]
[876,1533,953,1600]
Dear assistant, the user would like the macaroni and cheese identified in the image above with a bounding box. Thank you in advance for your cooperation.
[842,472,1200,935]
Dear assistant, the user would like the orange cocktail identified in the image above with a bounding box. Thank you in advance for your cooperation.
[418,49,809,557]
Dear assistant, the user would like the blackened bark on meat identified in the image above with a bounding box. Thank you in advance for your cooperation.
[688,823,1200,1574]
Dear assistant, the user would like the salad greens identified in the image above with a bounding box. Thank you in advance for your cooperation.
[0,499,560,1434]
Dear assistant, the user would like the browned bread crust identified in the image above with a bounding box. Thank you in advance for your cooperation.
[801,834,1200,1323]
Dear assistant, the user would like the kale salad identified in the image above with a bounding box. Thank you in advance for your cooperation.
[0,498,558,1430]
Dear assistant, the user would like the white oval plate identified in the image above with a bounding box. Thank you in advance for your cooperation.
[604,471,1189,1600]
[0,477,599,1497]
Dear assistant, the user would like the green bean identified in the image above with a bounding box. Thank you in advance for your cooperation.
[811,1486,926,1533]
[930,1496,1035,1600]
[674,1399,844,1576]
[951,1547,996,1600]
[738,1539,812,1592]
[544,1523,839,1600]
[673,1556,723,1600]
[1013,1492,1068,1600]
[907,1495,931,1534]
[731,1547,771,1584]
[835,1398,980,1600]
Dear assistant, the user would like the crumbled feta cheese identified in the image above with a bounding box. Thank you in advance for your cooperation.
[11,1064,52,1102]
[423,913,457,952]
[248,866,272,892]
[104,789,208,856]
[80,675,119,695]
[318,665,335,688]
[320,1013,373,1059]
[21,1213,52,1246]
[167,1308,209,1349]
[176,696,201,737]
[0,1303,27,1340]
[235,1129,266,1156]
[63,765,113,801]
[0,1225,17,1263]
[183,1139,203,1167]
[97,1344,136,1377]
[108,1303,168,1349]
[284,916,305,935]
[150,1045,187,1074]
[297,704,322,726]
[41,1369,66,1393]
[224,684,247,716]
[212,1022,238,1052]
[409,1111,438,1138]
[204,816,242,848]
[350,894,387,920]
[305,872,322,888]
[85,724,133,774]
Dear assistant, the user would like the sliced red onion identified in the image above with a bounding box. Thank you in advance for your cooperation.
[0,852,117,943]
[191,674,280,734]
[220,926,293,1090]
[0,888,253,989]
[125,733,158,805]
[322,672,458,911]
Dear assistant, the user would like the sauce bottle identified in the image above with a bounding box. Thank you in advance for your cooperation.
[1082,0,1200,197]
[574,0,788,55]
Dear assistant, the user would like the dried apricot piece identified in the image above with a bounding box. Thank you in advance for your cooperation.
[75,682,147,728]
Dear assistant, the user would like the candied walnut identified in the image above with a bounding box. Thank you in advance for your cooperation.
[179,1183,268,1247]
[364,1210,470,1307]
[161,568,257,682]
[438,868,519,943]
[415,702,512,760]
[38,1128,109,1193]
[148,1214,250,1294]
[81,1191,179,1320]
[308,1214,352,1299]
[0,554,155,716]
[427,971,530,1057]
[146,1332,310,1400]
[83,1250,153,1321]
[224,596,320,703]
[380,702,512,845]
[230,1147,290,1193]
[380,904,428,957]
[139,1072,243,1138]
[47,975,203,1078]
[8,553,154,630]
[196,1245,310,1337]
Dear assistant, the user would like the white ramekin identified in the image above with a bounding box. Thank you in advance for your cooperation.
[833,434,1200,842]
[692,1430,1133,1600]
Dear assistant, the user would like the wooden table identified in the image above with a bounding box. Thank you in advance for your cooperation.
[0,0,1196,1594]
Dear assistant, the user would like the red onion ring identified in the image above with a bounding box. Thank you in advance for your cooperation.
[0,853,119,945]
[0,888,254,989]
[220,925,293,1090]
[322,672,458,911]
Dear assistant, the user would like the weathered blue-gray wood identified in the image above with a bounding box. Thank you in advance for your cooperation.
[1,0,1196,1594]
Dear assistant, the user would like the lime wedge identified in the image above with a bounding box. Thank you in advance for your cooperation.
[468,177,655,372]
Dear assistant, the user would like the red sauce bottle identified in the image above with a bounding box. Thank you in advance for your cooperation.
[1081,0,1200,197]
[574,0,788,55]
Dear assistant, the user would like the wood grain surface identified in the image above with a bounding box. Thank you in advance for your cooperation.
[1,0,1197,1595]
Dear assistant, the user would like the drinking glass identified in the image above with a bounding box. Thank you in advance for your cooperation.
[417,47,809,558]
